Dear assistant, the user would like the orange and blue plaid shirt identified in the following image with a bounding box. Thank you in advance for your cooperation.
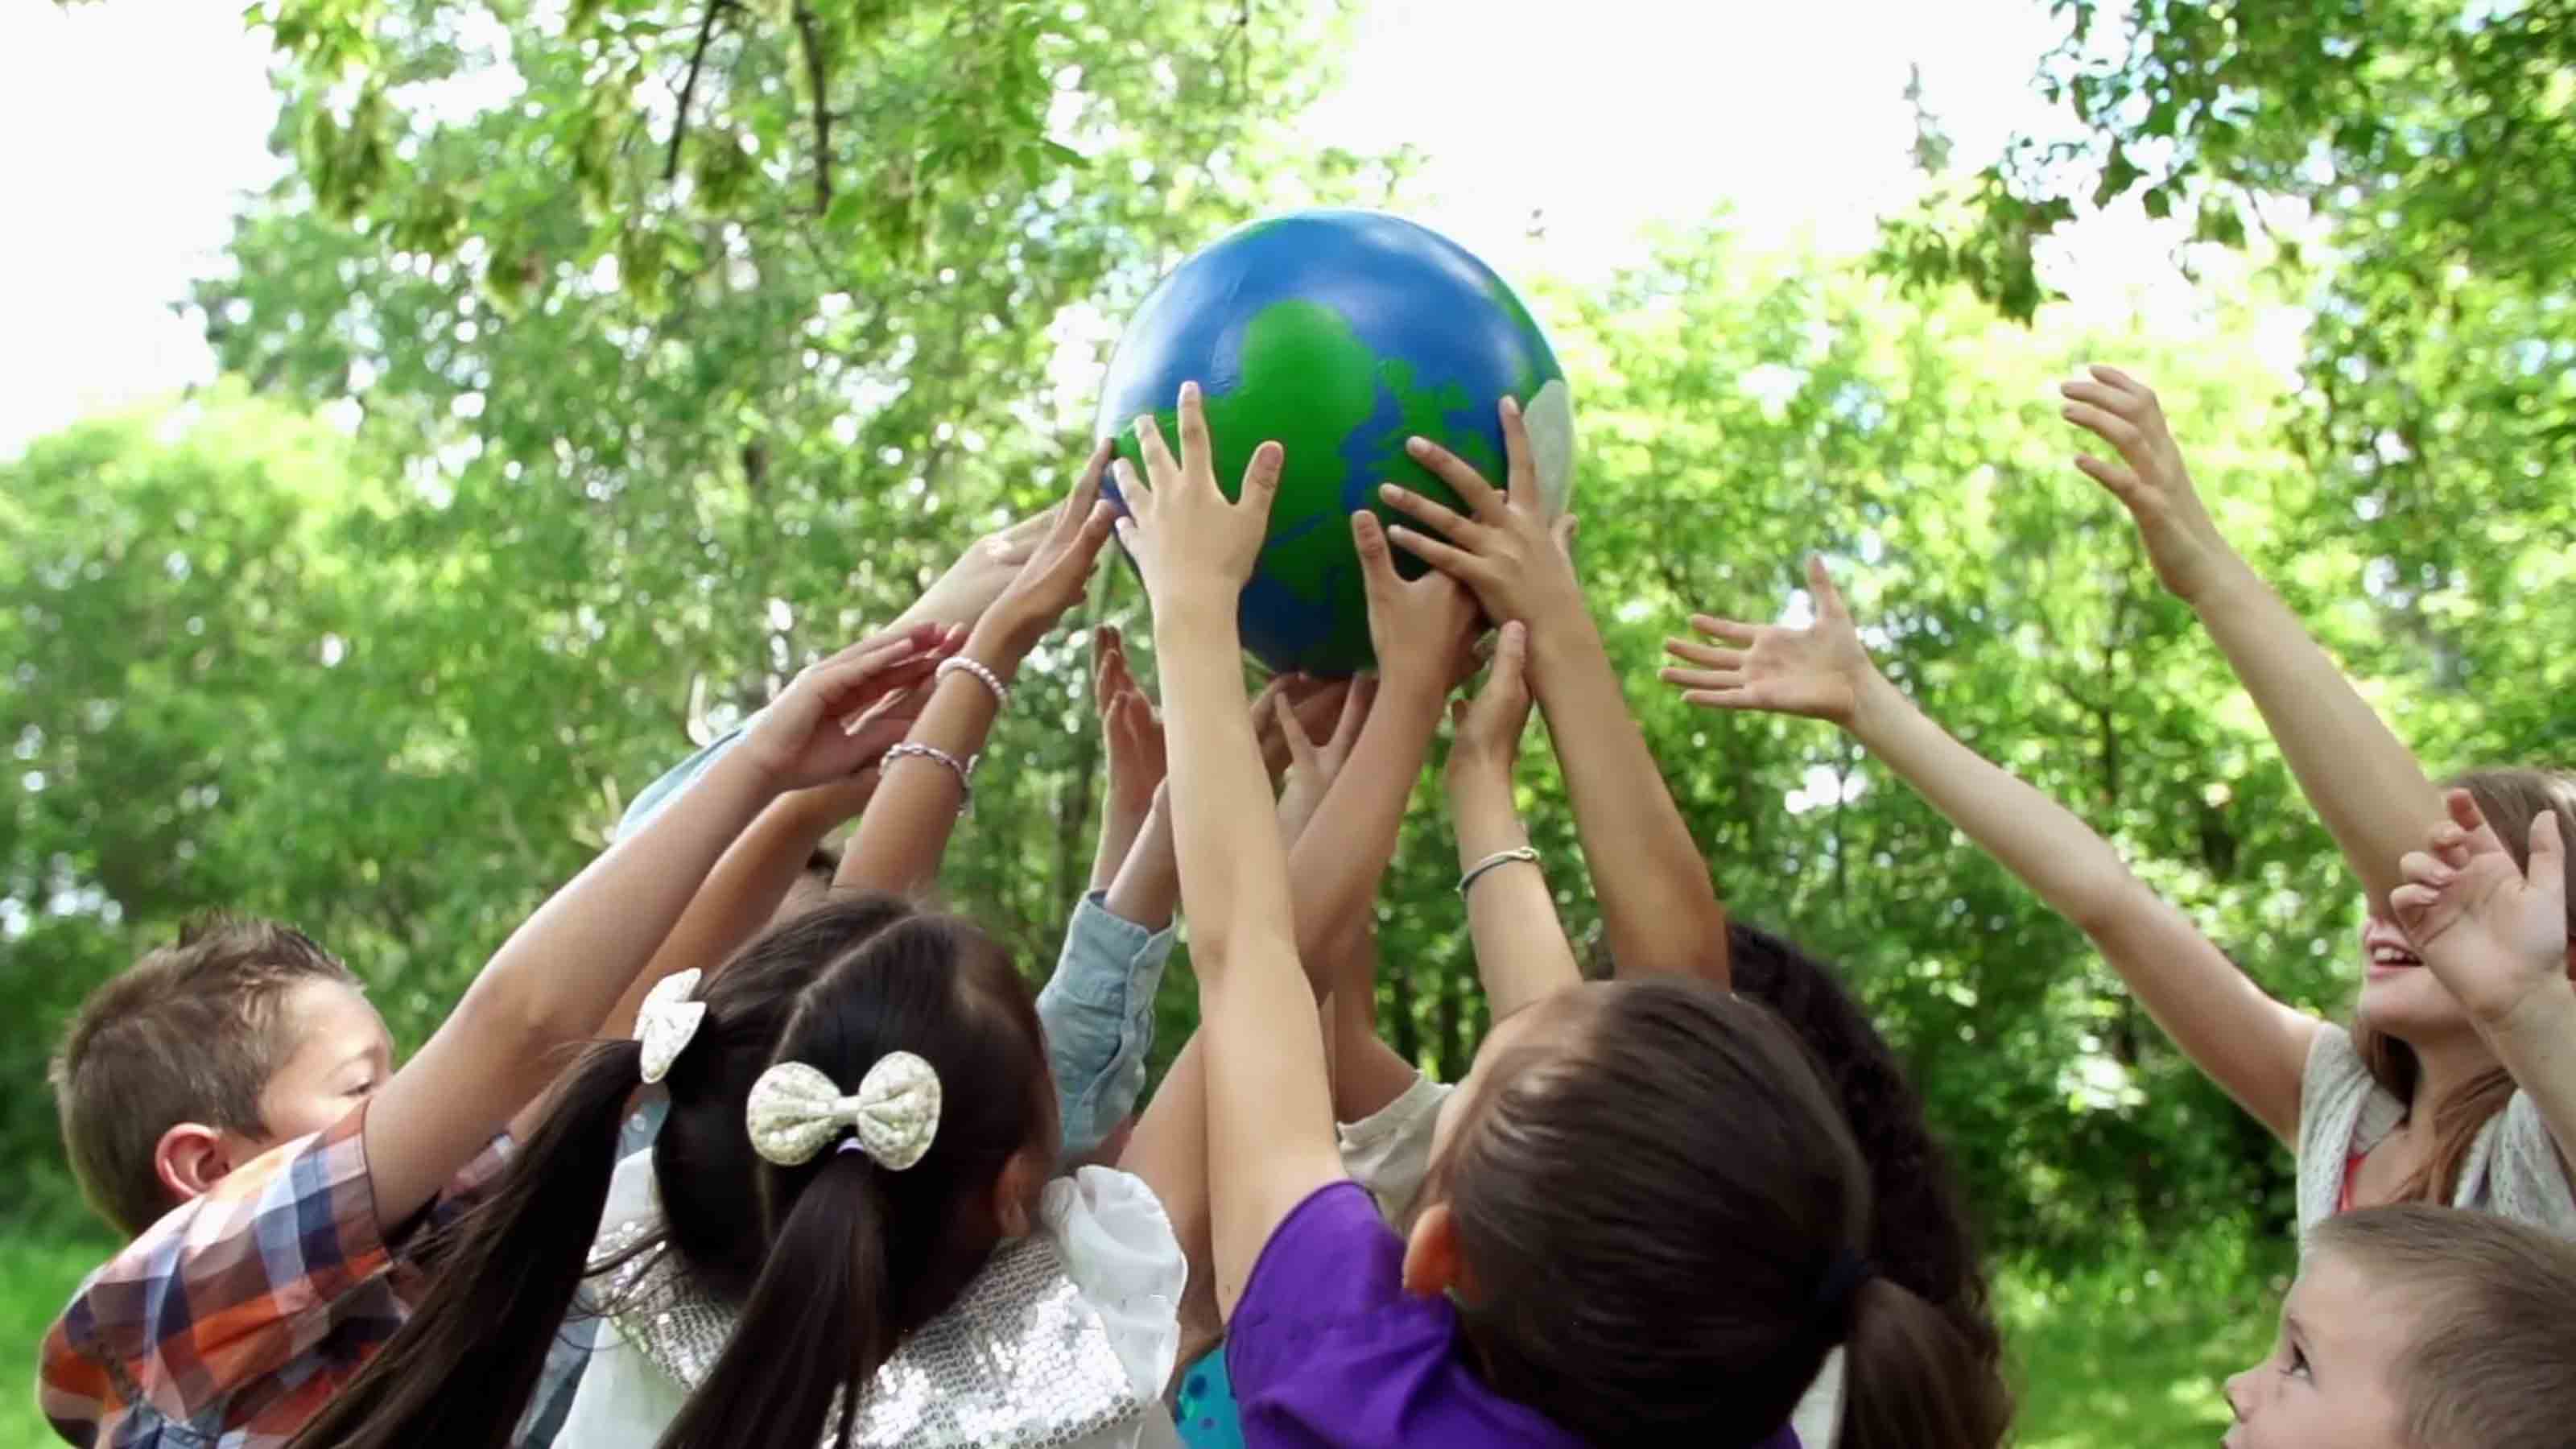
[37,1101,510,1448]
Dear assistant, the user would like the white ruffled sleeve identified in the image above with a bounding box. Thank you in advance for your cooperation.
[1041,1165,1187,1443]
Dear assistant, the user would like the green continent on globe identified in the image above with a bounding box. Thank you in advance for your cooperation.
[1112,298,1484,674]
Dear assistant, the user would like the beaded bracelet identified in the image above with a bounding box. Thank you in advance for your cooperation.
[1457,845,1541,896]
[935,654,1010,710]
[882,741,975,815]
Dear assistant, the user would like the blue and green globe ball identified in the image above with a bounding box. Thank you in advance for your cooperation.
[1096,209,1572,677]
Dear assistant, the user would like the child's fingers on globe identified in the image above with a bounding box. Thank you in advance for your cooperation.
[1240,441,1286,510]
[1176,379,1209,446]
[1403,435,1506,518]
[1133,412,1179,478]
[1498,396,1537,500]
[1376,482,1476,542]
[1350,510,1406,595]
[1111,457,1154,513]
[1382,522,1476,580]
[1067,439,1115,514]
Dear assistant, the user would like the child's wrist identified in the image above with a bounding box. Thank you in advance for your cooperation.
[1845,670,1909,739]
[2481,972,2576,1040]
[961,612,1041,675]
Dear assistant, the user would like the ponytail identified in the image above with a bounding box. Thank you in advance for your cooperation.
[289,1039,647,1449]
[656,1151,897,1449]
[1837,1276,2013,1449]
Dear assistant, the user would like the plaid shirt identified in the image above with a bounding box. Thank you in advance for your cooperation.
[38,1101,511,1448]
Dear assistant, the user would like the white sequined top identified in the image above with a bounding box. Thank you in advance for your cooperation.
[555,1150,1186,1449]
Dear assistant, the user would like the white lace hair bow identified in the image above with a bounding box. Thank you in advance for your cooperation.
[746,1051,943,1170]
[634,969,707,1085]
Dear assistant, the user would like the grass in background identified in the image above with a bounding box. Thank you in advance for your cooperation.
[2,1228,115,1449]
[2003,1230,2289,1447]
[0,1216,2285,1449]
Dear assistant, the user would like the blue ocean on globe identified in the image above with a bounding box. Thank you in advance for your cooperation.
[1096,208,1572,676]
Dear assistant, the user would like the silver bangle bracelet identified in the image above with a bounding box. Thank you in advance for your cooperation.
[882,741,975,814]
[935,654,1010,710]
[1457,845,1541,896]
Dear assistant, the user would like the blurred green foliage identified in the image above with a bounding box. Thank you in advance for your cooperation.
[7,0,2573,1440]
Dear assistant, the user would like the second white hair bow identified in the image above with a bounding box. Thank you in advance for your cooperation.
[745,1051,943,1170]
[634,969,707,1085]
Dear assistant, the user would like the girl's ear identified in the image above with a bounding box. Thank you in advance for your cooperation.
[990,1144,1051,1239]
[1401,1201,1468,1299]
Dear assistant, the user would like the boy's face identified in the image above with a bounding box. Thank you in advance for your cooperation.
[234,977,397,1160]
[2224,1253,2413,1449]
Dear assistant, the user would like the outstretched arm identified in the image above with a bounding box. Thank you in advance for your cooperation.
[837,444,1118,896]
[1447,621,1582,1017]
[596,772,877,1044]
[2062,365,2442,916]
[1117,384,1342,1316]
[1279,512,1476,981]
[1663,555,2318,1143]
[368,630,943,1224]
[1382,398,1729,985]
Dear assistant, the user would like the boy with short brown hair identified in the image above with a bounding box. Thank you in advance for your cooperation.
[2227,1203,2576,1449]
[36,625,947,1448]
[51,915,368,1239]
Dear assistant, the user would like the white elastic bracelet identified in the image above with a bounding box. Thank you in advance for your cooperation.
[882,741,975,815]
[1458,846,1541,896]
[935,654,1010,710]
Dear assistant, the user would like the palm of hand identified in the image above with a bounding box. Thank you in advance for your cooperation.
[2409,851,2560,1019]
[2395,798,2569,1025]
[1740,626,1864,720]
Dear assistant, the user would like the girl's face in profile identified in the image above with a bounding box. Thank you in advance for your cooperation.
[2223,1252,2412,1449]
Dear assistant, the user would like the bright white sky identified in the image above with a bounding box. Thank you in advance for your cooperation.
[0,0,2221,456]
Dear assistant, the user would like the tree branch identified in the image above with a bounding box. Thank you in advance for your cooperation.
[793,0,833,214]
[667,0,733,184]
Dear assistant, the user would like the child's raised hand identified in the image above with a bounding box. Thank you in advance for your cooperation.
[1447,621,1534,782]
[837,650,958,770]
[2391,791,2573,1027]
[740,623,952,790]
[1092,625,1167,816]
[899,499,1067,630]
[1352,510,1480,695]
[2058,365,2234,604]
[1113,382,1284,608]
[1376,398,1583,631]
[1273,675,1375,844]
[981,440,1121,646]
[1660,555,1878,726]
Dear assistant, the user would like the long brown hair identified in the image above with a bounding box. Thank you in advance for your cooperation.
[1418,977,2011,1448]
[288,894,1055,1449]
[2354,768,2576,1203]
[1724,922,2007,1385]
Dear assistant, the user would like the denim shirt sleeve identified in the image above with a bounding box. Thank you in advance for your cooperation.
[1038,891,1178,1160]
[615,719,756,842]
